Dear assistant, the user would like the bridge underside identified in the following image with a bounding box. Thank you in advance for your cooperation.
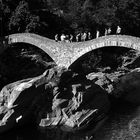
[69,46,136,73]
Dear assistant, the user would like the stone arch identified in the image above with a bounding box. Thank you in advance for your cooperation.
[69,35,140,68]
[69,46,132,71]
[7,33,58,63]
[5,33,68,66]
[2,33,140,68]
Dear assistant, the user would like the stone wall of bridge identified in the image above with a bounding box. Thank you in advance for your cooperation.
[69,35,140,68]
[1,33,140,68]
[8,33,73,67]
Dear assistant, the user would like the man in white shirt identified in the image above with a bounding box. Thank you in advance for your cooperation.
[60,34,66,41]
[116,26,121,34]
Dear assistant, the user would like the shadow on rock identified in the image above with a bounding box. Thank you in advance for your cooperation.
[0,66,110,135]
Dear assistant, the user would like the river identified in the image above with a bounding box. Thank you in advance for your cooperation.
[0,101,140,140]
[0,46,139,139]
[95,101,140,140]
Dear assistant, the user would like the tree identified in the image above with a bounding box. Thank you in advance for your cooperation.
[25,15,41,33]
[2,0,140,37]
[63,0,85,33]
[93,0,118,28]
[8,1,42,34]
[81,0,96,31]
[8,1,30,33]
[116,0,140,35]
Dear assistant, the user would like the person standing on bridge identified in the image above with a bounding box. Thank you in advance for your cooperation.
[107,27,111,35]
[81,32,87,41]
[65,34,70,42]
[87,32,92,40]
[60,34,66,41]
[76,33,81,42]
[96,30,100,38]
[55,34,59,42]
[116,25,121,34]
[104,28,108,36]
[69,34,73,42]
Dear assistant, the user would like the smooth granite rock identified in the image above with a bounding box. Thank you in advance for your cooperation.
[0,67,66,133]
[0,67,110,133]
[38,71,110,132]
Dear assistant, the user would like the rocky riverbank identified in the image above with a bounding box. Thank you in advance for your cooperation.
[1,65,140,134]
[0,67,110,133]
[1,46,140,136]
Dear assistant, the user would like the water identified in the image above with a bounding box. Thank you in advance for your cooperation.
[1,101,140,140]
[0,125,40,140]
[95,101,140,140]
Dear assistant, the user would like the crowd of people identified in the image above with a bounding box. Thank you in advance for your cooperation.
[55,26,121,42]
[97,25,122,38]
[55,31,92,42]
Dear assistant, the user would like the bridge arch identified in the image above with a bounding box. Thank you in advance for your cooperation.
[7,33,60,64]
[3,33,71,67]
[68,35,140,68]
[1,33,140,68]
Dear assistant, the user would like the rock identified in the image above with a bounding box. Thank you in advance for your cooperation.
[0,66,110,133]
[86,72,125,94]
[112,68,140,104]
[0,66,66,133]
[38,73,110,132]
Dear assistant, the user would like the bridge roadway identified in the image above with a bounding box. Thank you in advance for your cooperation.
[1,33,140,68]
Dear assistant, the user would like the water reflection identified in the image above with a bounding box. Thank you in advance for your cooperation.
[1,101,140,140]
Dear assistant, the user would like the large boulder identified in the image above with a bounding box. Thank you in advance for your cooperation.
[0,66,110,133]
[38,73,110,132]
[112,68,140,104]
[86,71,125,94]
[0,66,66,133]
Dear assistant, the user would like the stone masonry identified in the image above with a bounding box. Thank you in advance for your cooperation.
[1,33,140,68]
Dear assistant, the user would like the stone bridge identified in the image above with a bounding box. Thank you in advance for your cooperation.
[1,33,140,68]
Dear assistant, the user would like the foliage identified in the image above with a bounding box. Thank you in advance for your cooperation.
[0,0,11,36]
[116,0,140,35]
[8,1,42,34]
[1,0,140,37]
